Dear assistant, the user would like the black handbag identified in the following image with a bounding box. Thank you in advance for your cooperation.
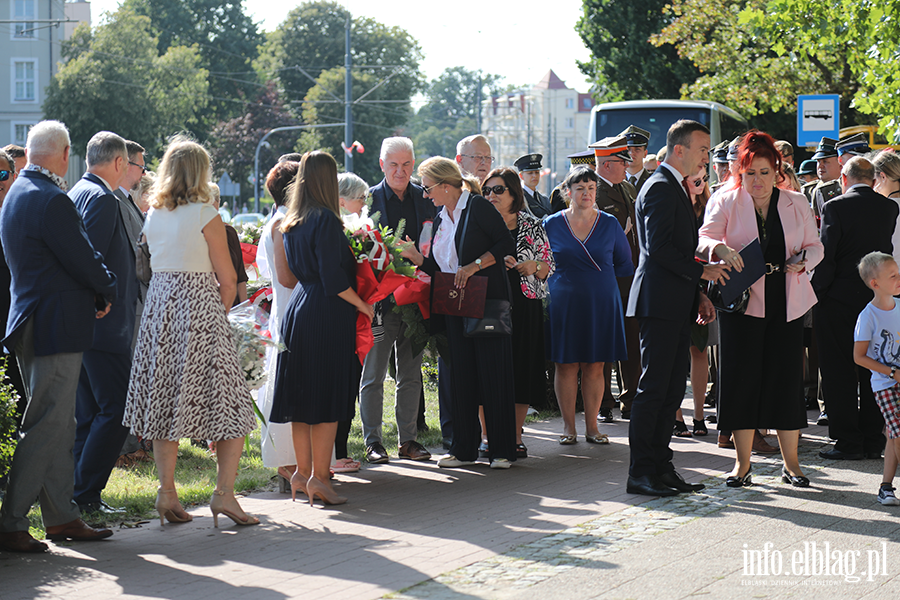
[707,280,749,314]
[458,199,513,337]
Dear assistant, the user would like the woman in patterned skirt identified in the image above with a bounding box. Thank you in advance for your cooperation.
[124,137,259,527]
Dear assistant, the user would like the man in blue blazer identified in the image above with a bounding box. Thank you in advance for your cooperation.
[0,121,117,553]
[626,120,726,497]
[69,132,138,514]
[359,137,437,464]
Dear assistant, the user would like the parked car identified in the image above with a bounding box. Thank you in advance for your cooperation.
[231,213,266,227]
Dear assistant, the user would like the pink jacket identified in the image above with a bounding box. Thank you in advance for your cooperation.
[697,187,823,322]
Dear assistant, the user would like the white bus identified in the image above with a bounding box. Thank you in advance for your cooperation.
[588,99,749,151]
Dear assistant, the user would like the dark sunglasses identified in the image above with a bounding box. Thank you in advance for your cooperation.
[692,174,710,187]
[0,170,10,182]
[484,185,509,195]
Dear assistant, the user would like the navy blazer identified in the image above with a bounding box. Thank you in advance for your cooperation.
[812,185,899,311]
[626,165,704,320]
[421,194,515,302]
[369,179,436,252]
[70,173,139,355]
[1,170,117,356]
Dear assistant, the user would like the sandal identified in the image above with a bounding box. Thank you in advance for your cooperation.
[693,418,708,437]
[558,434,577,445]
[585,433,610,444]
[331,457,360,473]
[515,443,528,458]
[673,420,693,437]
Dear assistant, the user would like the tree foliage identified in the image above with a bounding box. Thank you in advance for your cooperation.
[741,0,900,141]
[207,82,299,202]
[123,0,262,127]
[650,0,854,120]
[576,0,700,101]
[43,9,208,158]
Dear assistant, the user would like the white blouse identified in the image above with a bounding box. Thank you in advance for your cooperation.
[432,190,470,274]
[144,202,219,272]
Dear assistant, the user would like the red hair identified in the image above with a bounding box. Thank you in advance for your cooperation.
[730,130,783,189]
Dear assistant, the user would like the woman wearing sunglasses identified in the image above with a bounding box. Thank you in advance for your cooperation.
[482,167,555,458]
[543,166,633,445]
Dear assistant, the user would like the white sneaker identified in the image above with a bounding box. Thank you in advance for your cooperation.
[490,458,511,469]
[437,455,476,468]
[878,485,900,506]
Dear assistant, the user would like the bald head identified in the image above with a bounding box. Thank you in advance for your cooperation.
[841,156,875,192]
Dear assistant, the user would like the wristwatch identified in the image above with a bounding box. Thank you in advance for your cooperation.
[891,366,897,379]
[475,258,483,270]
[535,262,542,273]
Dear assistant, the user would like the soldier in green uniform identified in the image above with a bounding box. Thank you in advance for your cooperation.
[589,136,641,422]
[710,140,730,193]
[621,125,652,193]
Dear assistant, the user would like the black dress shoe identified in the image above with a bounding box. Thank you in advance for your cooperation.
[659,471,705,493]
[620,409,631,420]
[365,443,390,464]
[781,467,810,487]
[598,409,614,423]
[866,450,884,459]
[78,500,125,515]
[626,475,680,497]
[818,448,864,460]
[726,467,753,487]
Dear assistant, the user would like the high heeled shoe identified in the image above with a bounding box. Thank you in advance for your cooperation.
[290,472,309,501]
[155,488,192,526]
[726,467,752,488]
[210,489,260,527]
[306,477,347,507]
[781,467,810,487]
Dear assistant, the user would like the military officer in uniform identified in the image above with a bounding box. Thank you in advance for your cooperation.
[797,160,818,189]
[710,141,731,192]
[621,126,652,193]
[589,136,641,422]
[514,153,552,218]
[548,149,595,213]
[808,137,843,226]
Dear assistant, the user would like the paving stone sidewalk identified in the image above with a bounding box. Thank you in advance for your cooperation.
[1,405,894,600]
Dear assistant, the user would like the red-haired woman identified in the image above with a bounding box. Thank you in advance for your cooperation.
[697,131,823,488]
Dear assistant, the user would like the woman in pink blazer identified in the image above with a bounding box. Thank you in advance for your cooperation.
[698,131,823,489]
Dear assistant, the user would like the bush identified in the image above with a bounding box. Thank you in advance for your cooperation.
[0,357,20,480]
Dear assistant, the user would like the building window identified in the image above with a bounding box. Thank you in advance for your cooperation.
[565,117,574,129]
[13,0,36,39]
[565,98,574,109]
[14,60,36,101]
[583,98,591,109]
[564,138,573,149]
[13,123,34,145]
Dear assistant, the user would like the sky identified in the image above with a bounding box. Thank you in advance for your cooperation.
[87,0,594,94]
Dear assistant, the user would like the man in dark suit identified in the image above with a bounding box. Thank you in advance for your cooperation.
[0,121,117,552]
[359,137,437,464]
[69,131,138,515]
[813,156,898,460]
[626,120,726,497]
[621,125,652,193]
[515,153,552,218]
[591,136,641,423]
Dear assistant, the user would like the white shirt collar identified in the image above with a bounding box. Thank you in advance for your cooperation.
[92,173,113,192]
[847,183,871,192]
[522,183,536,195]
[659,161,685,181]
[597,174,614,188]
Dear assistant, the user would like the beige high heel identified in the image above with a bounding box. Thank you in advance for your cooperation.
[155,488,192,526]
[306,477,347,507]
[210,489,260,527]
[290,471,308,502]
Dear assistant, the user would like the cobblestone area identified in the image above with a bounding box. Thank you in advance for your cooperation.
[390,439,830,600]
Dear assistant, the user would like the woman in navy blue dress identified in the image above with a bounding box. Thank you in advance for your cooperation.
[544,166,633,444]
[271,151,374,506]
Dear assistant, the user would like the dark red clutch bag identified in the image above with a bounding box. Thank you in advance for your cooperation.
[431,272,487,318]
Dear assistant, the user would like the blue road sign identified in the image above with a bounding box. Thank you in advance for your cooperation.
[797,95,840,147]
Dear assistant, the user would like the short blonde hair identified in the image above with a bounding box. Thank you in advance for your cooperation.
[417,156,482,195]
[150,136,212,210]
[858,251,895,288]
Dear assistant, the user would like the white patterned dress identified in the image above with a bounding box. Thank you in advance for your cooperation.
[124,202,256,441]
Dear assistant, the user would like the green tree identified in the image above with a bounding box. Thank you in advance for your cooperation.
[741,0,900,141]
[576,0,700,101]
[207,82,300,204]
[43,9,208,158]
[123,0,262,128]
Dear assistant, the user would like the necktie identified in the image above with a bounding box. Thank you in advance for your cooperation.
[629,175,637,186]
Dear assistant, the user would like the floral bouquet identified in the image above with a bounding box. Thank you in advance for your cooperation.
[343,205,418,362]
[236,222,263,245]
[228,301,285,395]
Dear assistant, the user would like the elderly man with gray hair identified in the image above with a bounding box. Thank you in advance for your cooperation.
[456,134,494,184]
[68,131,140,516]
[359,137,436,464]
[0,121,117,552]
